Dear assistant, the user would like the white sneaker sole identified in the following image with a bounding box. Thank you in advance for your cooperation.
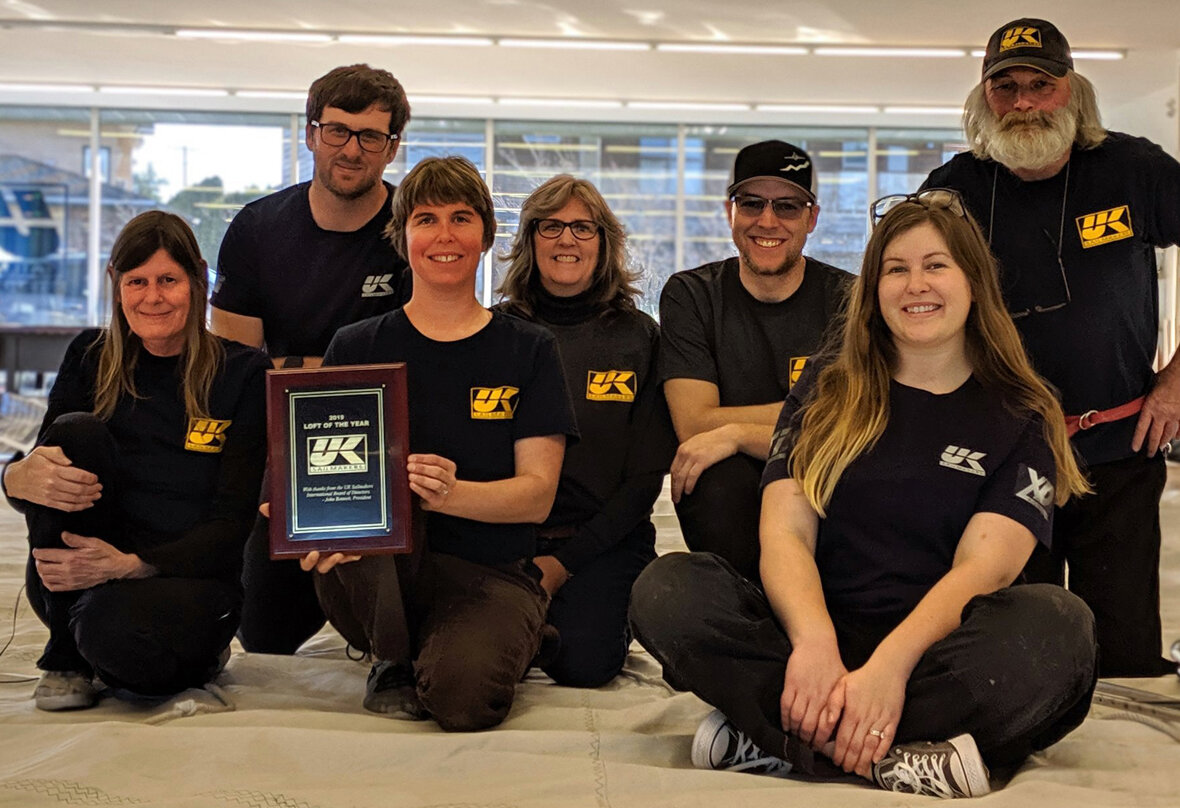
[690,709,731,769]
[947,734,991,797]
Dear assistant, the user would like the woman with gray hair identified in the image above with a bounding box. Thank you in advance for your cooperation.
[497,174,675,687]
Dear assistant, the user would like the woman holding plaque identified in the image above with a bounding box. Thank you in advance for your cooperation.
[305,156,578,731]
[496,175,674,687]
[629,192,1097,797]
[2,211,269,710]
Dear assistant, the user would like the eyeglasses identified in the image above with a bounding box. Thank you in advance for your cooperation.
[534,218,600,241]
[730,194,813,221]
[869,188,967,227]
[310,120,399,153]
[986,76,1060,103]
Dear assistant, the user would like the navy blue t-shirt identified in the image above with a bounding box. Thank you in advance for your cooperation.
[764,376,1055,625]
[323,309,578,565]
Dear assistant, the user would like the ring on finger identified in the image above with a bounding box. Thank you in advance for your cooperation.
[441,486,450,496]
[867,728,884,738]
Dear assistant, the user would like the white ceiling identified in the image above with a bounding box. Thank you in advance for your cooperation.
[0,0,1177,139]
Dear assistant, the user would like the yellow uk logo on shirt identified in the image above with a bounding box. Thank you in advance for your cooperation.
[1000,26,1041,50]
[586,370,636,402]
[789,356,809,388]
[185,418,231,453]
[471,386,519,420]
[1076,205,1133,249]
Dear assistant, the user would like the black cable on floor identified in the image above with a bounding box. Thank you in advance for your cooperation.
[0,584,38,684]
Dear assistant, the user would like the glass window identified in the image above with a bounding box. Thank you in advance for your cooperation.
[100,110,294,302]
[0,106,99,325]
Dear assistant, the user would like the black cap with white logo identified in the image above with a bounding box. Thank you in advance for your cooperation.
[727,140,817,202]
[982,18,1073,80]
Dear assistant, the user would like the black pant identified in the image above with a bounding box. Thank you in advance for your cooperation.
[25,413,238,696]
[630,553,1098,773]
[237,484,327,654]
[538,521,656,688]
[672,454,763,583]
[1023,453,1171,676]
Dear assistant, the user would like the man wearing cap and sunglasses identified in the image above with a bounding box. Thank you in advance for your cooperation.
[210,64,413,656]
[924,18,1180,676]
[659,141,853,582]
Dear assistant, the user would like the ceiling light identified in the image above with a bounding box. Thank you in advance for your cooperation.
[628,101,752,111]
[498,98,623,108]
[498,38,651,51]
[235,90,307,100]
[0,82,93,93]
[175,28,333,43]
[883,105,963,115]
[407,94,495,105]
[814,47,968,58]
[1072,50,1124,60]
[657,43,808,55]
[99,86,229,97]
[338,34,493,47]
[757,103,878,113]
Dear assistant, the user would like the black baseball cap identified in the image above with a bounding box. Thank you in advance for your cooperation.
[982,18,1073,80]
[726,140,817,202]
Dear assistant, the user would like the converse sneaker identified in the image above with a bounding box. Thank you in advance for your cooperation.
[872,734,991,798]
[691,709,792,777]
[34,670,98,712]
[363,660,428,720]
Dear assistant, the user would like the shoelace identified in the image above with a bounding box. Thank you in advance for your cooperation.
[883,751,956,798]
[723,730,790,774]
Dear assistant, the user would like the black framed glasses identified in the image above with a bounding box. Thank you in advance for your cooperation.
[1008,229,1072,319]
[534,218,600,241]
[310,120,399,153]
[870,188,967,227]
[730,194,813,222]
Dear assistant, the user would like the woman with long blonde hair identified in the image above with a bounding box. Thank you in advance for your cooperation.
[631,191,1097,799]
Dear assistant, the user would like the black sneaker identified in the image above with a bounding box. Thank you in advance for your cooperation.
[690,709,792,777]
[363,660,428,720]
[872,734,991,798]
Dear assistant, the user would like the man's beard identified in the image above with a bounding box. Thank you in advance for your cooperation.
[981,105,1078,173]
[738,245,803,278]
[315,158,379,201]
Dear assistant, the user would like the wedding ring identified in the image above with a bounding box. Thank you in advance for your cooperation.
[868,728,884,738]
[441,486,450,496]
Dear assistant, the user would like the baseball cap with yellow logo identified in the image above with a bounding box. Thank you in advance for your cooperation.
[982,18,1073,80]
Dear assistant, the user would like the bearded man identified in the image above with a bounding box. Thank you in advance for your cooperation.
[659,140,852,581]
[924,18,1180,676]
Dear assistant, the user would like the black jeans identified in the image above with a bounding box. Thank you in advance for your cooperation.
[1024,453,1171,676]
[630,552,1098,773]
[25,413,238,696]
[672,454,764,583]
[538,520,656,688]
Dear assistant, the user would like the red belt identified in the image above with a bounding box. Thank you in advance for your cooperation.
[1065,396,1146,437]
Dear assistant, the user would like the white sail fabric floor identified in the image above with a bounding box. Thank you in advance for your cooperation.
[0,479,1178,808]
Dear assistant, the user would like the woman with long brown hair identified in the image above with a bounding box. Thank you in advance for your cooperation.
[631,191,1097,799]
[2,211,268,710]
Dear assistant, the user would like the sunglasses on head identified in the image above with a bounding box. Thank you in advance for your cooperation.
[869,188,967,228]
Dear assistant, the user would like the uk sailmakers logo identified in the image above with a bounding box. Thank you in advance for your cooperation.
[1015,464,1055,520]
[939,445,987,476]
[471,386,519,420]
[185,418,231,453]
[586,370,636,402]
[1076,206,1133,249]
[361,274,396,297]
[1000,26,1042,51]
[789,356,808,388]
[307,435,368,475]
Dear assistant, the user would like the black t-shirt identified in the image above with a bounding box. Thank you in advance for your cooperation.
[763,376,1055,626]
[924,133,1180,465]
[211,181,411,359]
[16,330,269,584]
[323,309,578,565]
[496,290,676,573]
[658,256,852,405]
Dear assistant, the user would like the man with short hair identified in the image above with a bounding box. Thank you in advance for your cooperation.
[925,18,1180,676]
[211,64,413,654]
[659,141,852,582]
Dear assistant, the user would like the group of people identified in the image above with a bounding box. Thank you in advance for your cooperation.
[3,15,1178,800]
